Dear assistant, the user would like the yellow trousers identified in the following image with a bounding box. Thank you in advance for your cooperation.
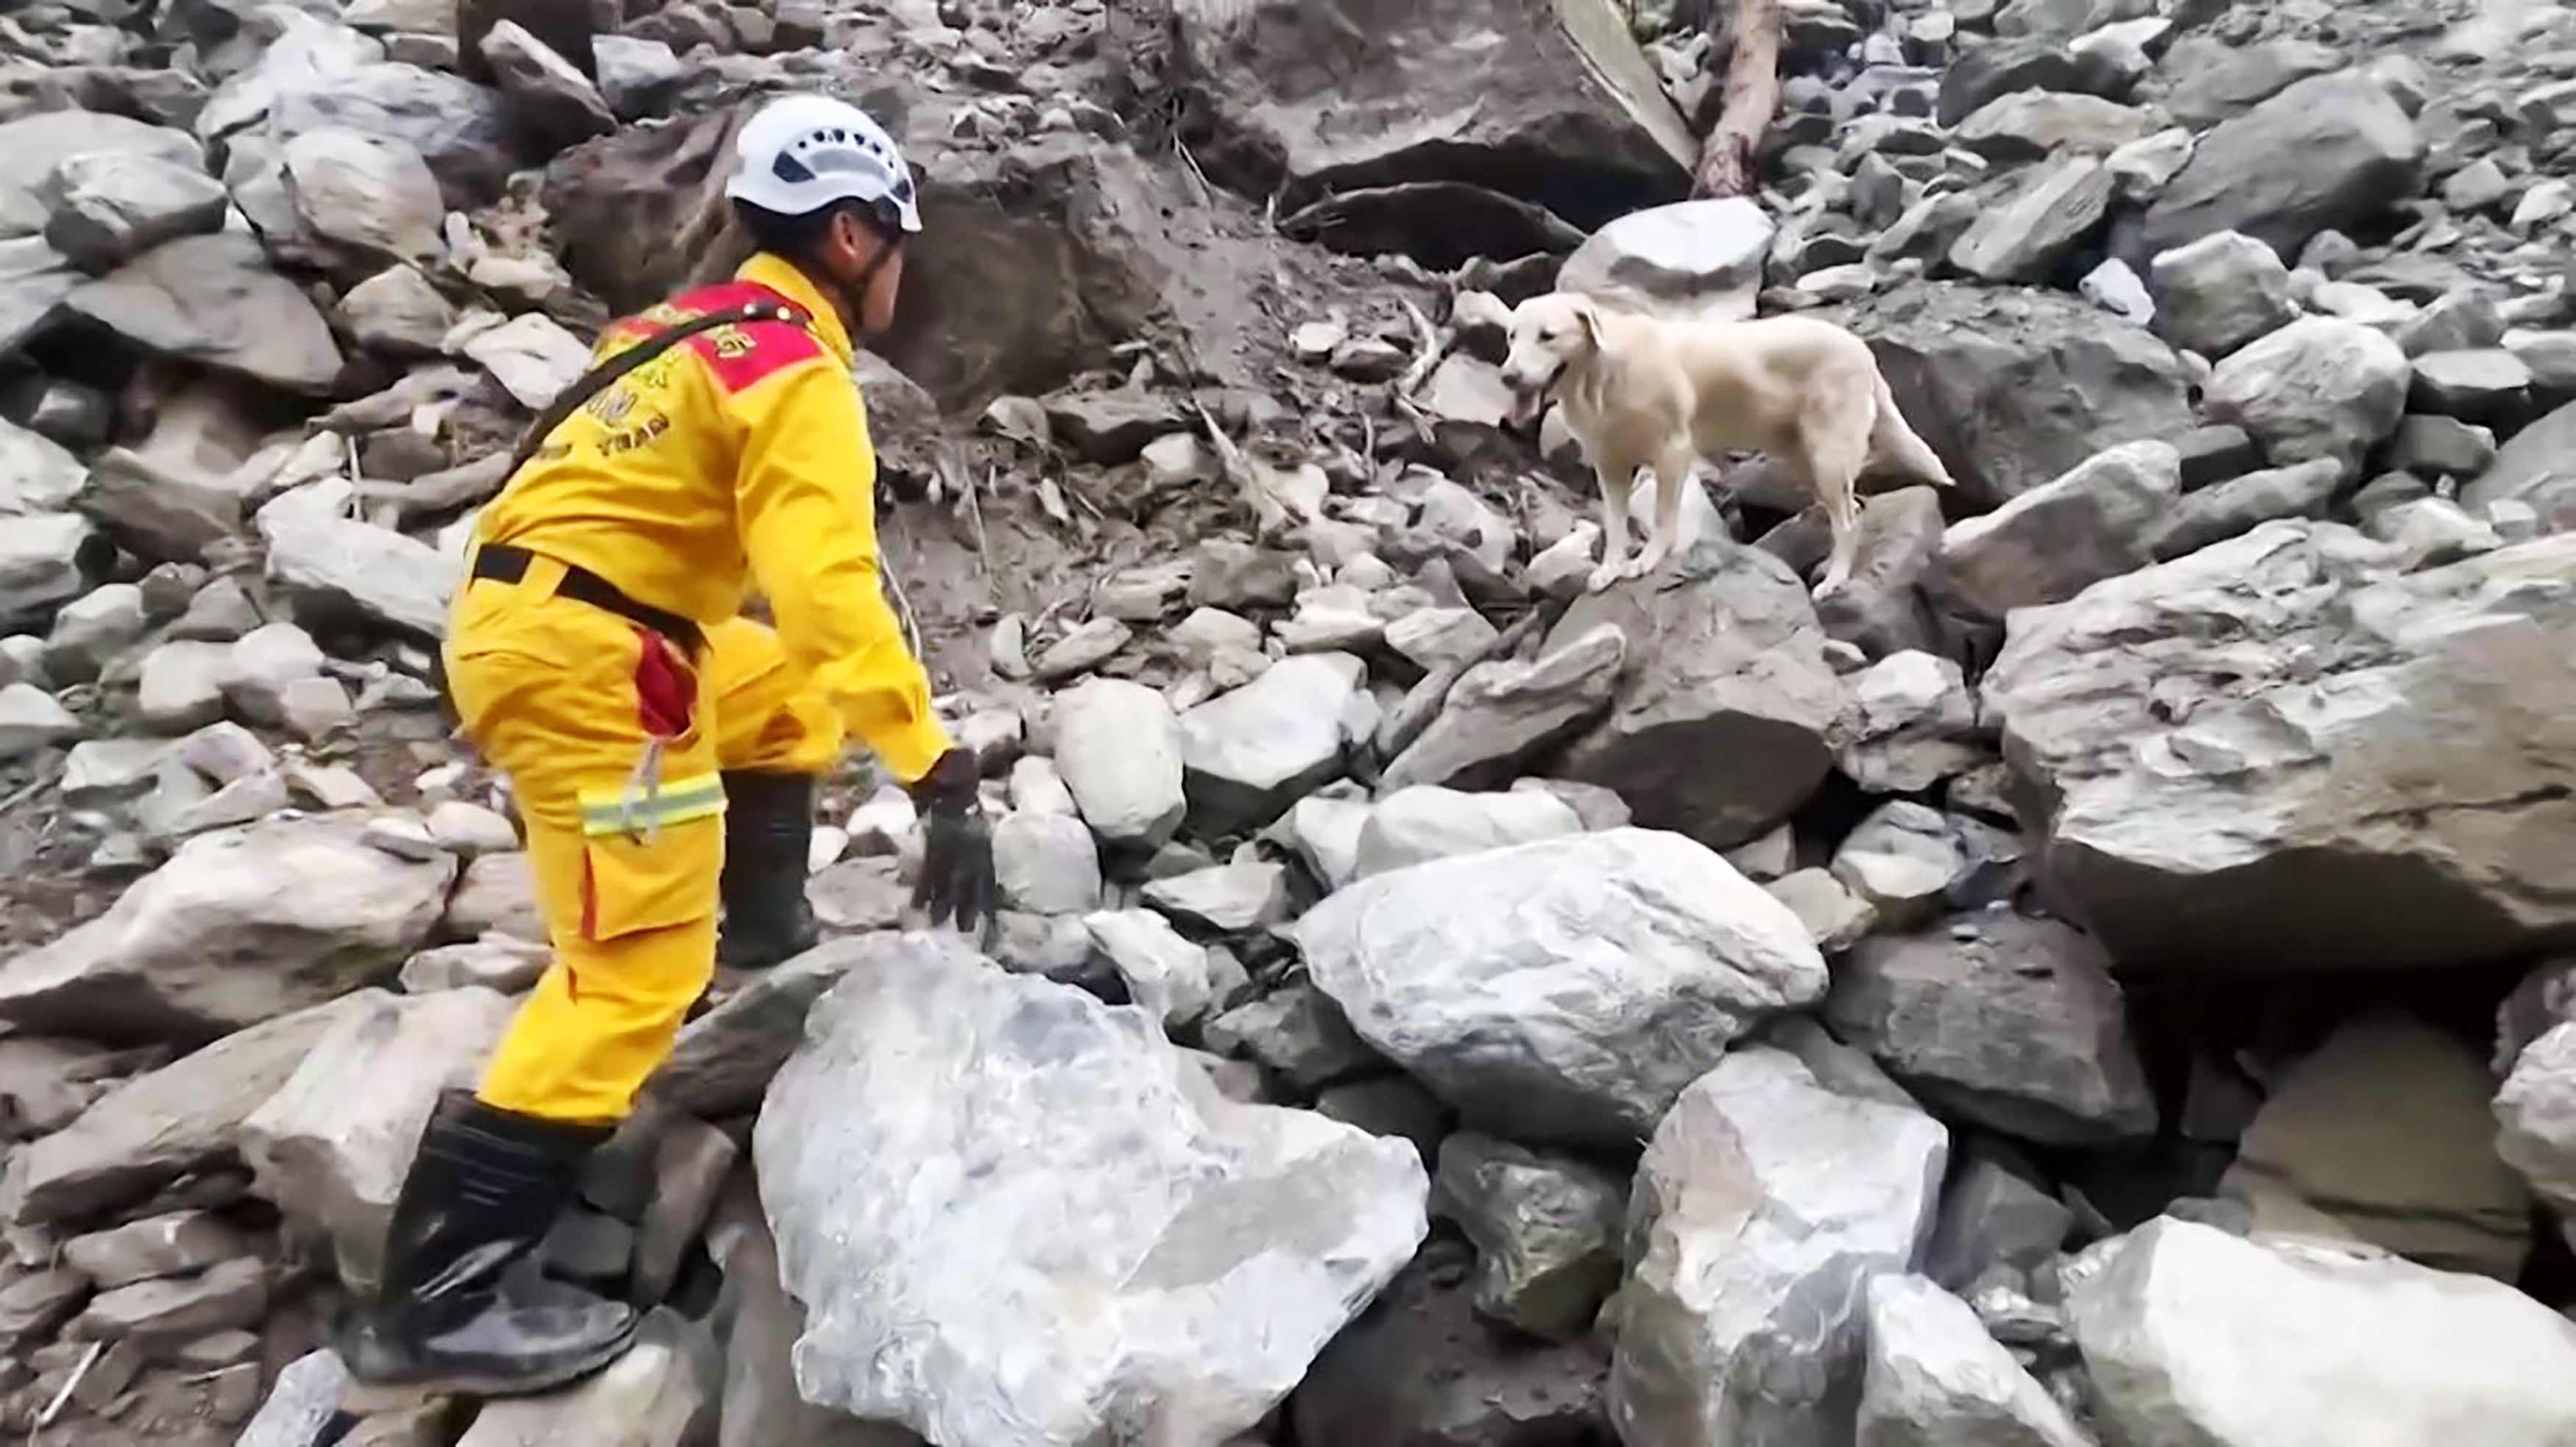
[444,553,843,1123]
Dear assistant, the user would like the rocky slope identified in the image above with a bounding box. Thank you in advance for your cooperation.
[0,0,2573,1443]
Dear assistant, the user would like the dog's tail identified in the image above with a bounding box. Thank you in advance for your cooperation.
[1869,372,1955,488]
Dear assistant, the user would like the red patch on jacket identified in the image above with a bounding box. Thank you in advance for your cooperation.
[601,281,825,395]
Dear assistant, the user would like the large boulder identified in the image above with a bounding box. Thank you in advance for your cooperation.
[1179,652,1369,833]
[42,151,230,272]
[1829,911,2156,1147]
[3,993,380,1225]
[2496,1020,2576,1225]
[1545,540,1843,850]
[756,933,1427,1446]
[64,231,344,394]
[201,15,516,207]
[1933,440,2181,618]
[0,816,456,1043]
[1981,522,2576,972]
[1168,0,1693,233]
[2067,1218,2576,1445]
[1557,197,1775,325]
[1608,1047,1949,1447]
[2139,69,2424,259]
[2203,316,2410,479]
[1857,1274,2091,1447]
[2221,1014,2533,1280]
[1849,283,2198,509]
[2462,397,2576,532]
[1053,677,1188,846]
[255,480,458,638]
[0,110,202,239]
[1296,828,1827,1148]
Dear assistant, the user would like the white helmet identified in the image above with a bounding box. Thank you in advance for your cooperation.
[724,93,921,235]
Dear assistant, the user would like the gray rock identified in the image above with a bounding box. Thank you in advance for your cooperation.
[755,933,1428,1445]
[0,415,85,517]
[1922,1150,2075,1292]
[2463,397,2576,531]
[1084,908,1233,1027]
[1141,860,1291,933]
[224,620,329,726]
[1203,984,1383,1091]
[1839,652,1982,794]
[233,1349,350,1447]
[1170,0,1692,238]
[1288,1243,1612,1447]
[1831,913,2155,1146]
[0,236,80,356]
[0,512,105,625]
[595,35,684,120]
[3,991,378,1224]
[0,110,202,239]
[2222,1014,2532,1280]
[1857,1274,2091,1447]
[2496,1019,2576,1223]
[40,582,147,684]
[400,935,550,994]
[0,816,455,1043]
[1179,652,1368,832]
[2067,1217,2576,1446]
[240,988,515,1290]
[1857,282,2196,509]
[1811,487,1947,662]
[1608,1047,1949,1447]
[1432,1133,1624,1342]
[63,1211,253,1289]
[0,681,78,759]
[225,46,515,208]
[255,480,456,638]
[0,1269,88,1350]
[43,150,227,272]
[1558,197,1774,325]
[458,1309,716,1446]
[281,127,442,264]
[1053,678,1187,846]
[2140,70,2424,258]
[2152,35,2341,127]
[1384,607,1501,674]
[2411,349,2533,425]
[2149,230,2295,359]
[1381,623,1624,793]
[631,1116,737,1306]
[2388,414,2496,480]
[448,851,542,941]
[2365,497,2503,570]
[481,19,616,149]
[1948,157,2115,283]
[1831,804,1969,927]
[1984,522,2576,972]
[71,1255,269,1342]
[1548,542,1840,848]
[1935,37,2132,127]
[136,639,231,732]
[1351,785,1584,880]
[1299,828,1826,1147]
[1770,867,1880,952]
[2204,316,2410,478]
[66,231,343,394]
[2150,456,2345,560]
[1953,91,2154,164]
[650,947,874,1118]
[336,264,457,355]
[991,813,1103,916]
[1935,439,2181,618]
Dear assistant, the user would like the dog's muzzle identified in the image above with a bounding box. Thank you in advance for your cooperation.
[1507,359,1567,428]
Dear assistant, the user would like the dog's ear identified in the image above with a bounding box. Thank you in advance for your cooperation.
[1571,297,1603,349]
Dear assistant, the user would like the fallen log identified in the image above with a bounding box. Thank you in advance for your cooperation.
[1692,0,1785,199]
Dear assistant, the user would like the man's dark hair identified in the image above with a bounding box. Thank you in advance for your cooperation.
[733,198,900,263]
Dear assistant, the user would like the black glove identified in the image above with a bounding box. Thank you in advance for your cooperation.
[908,747,995,939]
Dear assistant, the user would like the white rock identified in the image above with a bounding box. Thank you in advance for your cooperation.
[1349,785,1584,879]
[1857,1274,2090,1447]
[336,264,457,355]
[1557,197,1775,324]
[0,512,102,623]
[2150,230,2295,358]
[1609,1047,1949,1446]
[1053,678,1187,846]
[1839,651,1983,794]
[0,681,78,759]
[459,311,591,409]
[1084,908,1232,1028]
[1385,606,1500,673]
[255,480,456,638]
[222,620,328,726]
[426,801,518,855]
[137,640,231,732]
[240,987,515,1288]
[2067,1217,2576,1446]
[755,933,1428,1446]
[1179,652,1369,832]
[0,416,85,516]
[991,812,1104,916]
[281,127,442,263]
[2204,316,2410,478]
[1298,828,1828,1147]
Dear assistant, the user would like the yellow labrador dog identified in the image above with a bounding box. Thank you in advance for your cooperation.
[1503,292,1955,595]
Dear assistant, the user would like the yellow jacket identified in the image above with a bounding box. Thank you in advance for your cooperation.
[473,254,952,782]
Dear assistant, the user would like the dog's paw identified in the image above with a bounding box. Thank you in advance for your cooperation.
[1584,562,1626,593]
[1624,552,1666,581]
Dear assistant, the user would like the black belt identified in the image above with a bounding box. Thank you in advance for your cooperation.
[470,544,705,654]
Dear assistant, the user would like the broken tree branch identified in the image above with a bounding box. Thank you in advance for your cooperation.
[1692,0,1784,199]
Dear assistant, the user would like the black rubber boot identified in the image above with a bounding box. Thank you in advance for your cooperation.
[339,1093,638,1409]
[714,770,822,971]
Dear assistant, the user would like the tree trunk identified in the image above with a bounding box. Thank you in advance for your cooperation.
[1691,0,1784,199]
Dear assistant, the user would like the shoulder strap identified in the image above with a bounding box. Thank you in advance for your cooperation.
[504,300,811,477]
